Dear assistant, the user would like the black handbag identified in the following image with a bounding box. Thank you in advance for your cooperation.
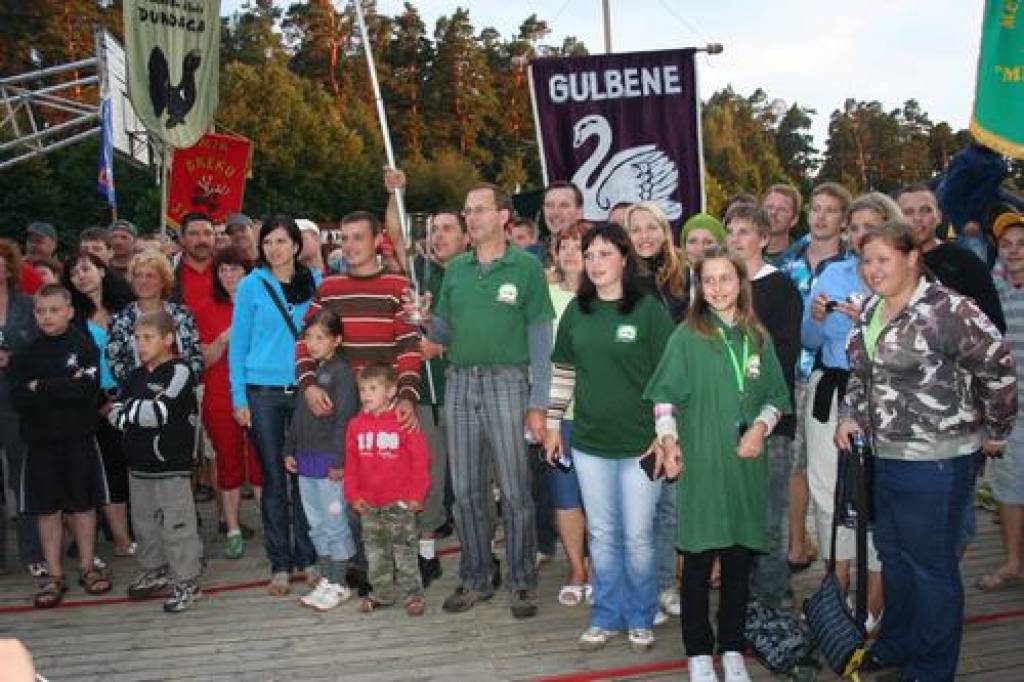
[803,441,872,676]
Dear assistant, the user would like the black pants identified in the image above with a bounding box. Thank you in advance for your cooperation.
[681,545,754,656]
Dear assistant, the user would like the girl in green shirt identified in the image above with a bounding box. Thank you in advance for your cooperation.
[645,252,790,682]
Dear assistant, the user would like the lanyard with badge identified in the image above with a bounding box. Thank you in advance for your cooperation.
[719,327,751,441]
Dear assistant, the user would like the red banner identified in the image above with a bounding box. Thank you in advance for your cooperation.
[167,132,251,228]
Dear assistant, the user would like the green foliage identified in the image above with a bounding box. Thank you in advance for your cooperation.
[0,0,1004,245]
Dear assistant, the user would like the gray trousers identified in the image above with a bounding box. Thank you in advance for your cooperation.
[446,366,537,593]
[417,404,448,535]
[129,474,202,583]
[750,434,793,607]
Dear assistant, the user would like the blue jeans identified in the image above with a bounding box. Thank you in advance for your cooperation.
[655,479,678,593]
[574,448,660,630]
[247,389,316,574]
[297,476,356,562]
[872,455,973,682]
[750,434,792,607]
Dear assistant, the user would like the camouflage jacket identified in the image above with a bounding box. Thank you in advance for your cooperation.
[840,278,1017,461]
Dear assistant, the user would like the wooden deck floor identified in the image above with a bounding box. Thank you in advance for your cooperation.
[2,498,1022,681]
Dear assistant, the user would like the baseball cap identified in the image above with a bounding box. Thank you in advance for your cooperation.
[27,221,57,241]
[992,210,1024,242]
[296,219,320,235]
[225,213,254,232]
[108,219,138,237]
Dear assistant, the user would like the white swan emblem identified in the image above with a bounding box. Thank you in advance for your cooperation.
[570,114,682,220]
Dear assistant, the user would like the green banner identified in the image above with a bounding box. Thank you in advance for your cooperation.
[971,0,1024,159]
[123,0,221,149]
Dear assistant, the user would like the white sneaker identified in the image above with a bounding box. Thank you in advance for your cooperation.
[654,608,670,626]
[659,588,681,617]
[865,609,883,635]
[628,628,655,652]
[311,582,351,612]
[299,578,330,608]
[688,655,718,682]
[721,651,751,682]
[579,626,619,651]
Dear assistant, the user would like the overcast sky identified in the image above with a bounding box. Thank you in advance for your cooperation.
[221,0,984,147]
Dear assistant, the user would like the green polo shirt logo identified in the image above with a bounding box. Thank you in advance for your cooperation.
[497,283,519,305]
[616,324,637,342]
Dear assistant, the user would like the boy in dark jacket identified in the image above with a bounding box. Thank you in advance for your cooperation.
[10,284,110,608]
[109,310,201,613]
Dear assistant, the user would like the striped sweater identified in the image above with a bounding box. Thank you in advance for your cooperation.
[296,270,421,402]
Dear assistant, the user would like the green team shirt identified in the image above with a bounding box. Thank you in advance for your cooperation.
[435,246,554,367]
[644,319,792,552]
[552,294,674,458]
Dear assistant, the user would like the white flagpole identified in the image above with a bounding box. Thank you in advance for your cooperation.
[351,0,436,402]
[352,2,413,277]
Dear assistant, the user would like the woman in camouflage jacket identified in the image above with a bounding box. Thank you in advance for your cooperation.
[836,221,1016,682]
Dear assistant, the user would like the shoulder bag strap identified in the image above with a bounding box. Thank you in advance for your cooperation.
[261,280,300,340]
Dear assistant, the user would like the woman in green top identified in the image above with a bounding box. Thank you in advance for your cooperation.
[544,223,674,654]
[644,252,790,682]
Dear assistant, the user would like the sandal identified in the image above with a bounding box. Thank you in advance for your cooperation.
[34,575,68,608]
[79,567,113,595]
[558,584,588,606]
[404,595,426,616]
[360,596,386,613]
[114,542,137,557]
[976,570,1024,591]
[267,571,291,596]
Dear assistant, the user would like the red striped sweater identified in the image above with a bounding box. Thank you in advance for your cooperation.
[296,270,422,402]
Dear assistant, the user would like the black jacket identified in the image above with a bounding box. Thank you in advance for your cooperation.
[10,327,100,445]
[110,358,197,476]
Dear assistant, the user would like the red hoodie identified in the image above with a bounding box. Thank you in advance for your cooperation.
[344,407,431,507]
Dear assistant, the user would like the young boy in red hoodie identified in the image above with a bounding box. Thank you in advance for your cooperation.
[344,363,431,616]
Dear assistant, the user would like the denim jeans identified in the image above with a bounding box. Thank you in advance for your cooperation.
[574,448,660,630]
[529,442,558,556]
[750,434,792,607]
[247,388,316,574]
[654,479,678,593]
[872,455,973,682]
[297,476,355,562]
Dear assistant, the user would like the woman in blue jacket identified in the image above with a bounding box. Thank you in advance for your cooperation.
[230,216,320,595]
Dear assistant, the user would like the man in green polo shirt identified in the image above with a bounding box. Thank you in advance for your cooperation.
[427,182,554,619]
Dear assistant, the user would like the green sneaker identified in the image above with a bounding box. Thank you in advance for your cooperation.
[222,532,245,560]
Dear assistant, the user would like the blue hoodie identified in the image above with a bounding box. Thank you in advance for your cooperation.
[229,267,320,409]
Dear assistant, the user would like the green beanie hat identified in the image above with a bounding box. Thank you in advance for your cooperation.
[681,212,727,246]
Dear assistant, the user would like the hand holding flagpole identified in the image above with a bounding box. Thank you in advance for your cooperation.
[352,0,436,403]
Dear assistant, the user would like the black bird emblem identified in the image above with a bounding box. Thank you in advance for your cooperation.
[147,47,203,130]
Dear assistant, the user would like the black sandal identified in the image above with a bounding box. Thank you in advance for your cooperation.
[80,567,112,595]
[34,575,68,608]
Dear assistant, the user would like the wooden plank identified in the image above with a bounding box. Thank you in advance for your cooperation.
[2,500,1022,681]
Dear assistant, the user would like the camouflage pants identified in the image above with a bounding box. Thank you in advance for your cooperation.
[362,504,422,603]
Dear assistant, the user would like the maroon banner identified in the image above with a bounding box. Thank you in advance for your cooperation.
[529,49,702,226]
[167,132,251,228]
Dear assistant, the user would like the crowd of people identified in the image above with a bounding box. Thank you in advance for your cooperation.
[1,167,1023,682]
